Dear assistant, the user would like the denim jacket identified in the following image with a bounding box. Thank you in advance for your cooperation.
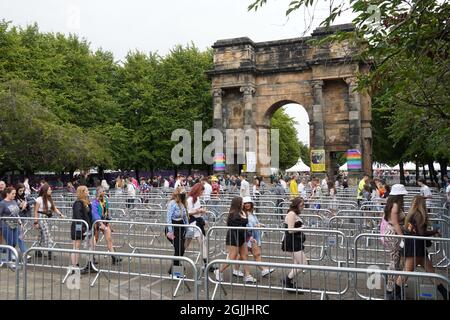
[166,200,188,233]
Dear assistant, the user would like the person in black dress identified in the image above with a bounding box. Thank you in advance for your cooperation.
[281,197,307,291]
[396,195,448,300]
[214,197,257,283]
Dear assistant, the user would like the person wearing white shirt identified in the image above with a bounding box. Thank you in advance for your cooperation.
[174,175,182,190]
[418,178,433,208]
[126,177,136,209]
[446,184,450,210]
[202,178,212,201]
[298,178,307,198]
[184,183,212,270]
[23,178,31,197]
[321,176,329,193]
[163,178,170,189]
[279,178,287,190]
[239,175,250,197]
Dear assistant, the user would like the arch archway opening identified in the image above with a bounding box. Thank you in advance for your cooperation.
[267,101,310,173]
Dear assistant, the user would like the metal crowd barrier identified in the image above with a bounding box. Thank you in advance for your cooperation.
[205,259,449,300]
[206,226,348,268]
[0,245,20,300]
[92,220,205,266]
[354,233,450,272]
[0,217,90,255]
[23,247,198,300]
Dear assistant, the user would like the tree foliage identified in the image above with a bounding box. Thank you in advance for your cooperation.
[248,0,450,172]
[0,21,213,175]
[270,109,310,170]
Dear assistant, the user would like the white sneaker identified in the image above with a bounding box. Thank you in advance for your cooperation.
[214,269,223,282]
[261,268,275,277]
[244,275,257,283]
[232,269,244,277]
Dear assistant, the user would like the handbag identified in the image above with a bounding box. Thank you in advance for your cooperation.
[164,226,174,244]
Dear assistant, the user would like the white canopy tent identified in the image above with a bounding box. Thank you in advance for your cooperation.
[286,158,310,172]
[392,162,416,171]
[372,162,392,170]
[338,162,392,172]
[424,162,450,171]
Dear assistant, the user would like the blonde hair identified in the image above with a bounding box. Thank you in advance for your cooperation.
[115,177,124,188]
[76,186,90,207]
[405,195,428,230]
[171,186,187,208]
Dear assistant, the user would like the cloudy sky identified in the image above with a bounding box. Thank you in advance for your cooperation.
[0,0,355,146]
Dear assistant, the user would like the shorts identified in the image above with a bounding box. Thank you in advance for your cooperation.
[226,229,246,247]
[71,222,87,241]
[185,221,202,239]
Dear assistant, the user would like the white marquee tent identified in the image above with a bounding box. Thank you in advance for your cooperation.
[286,158,310,172]
[339,162,392,171]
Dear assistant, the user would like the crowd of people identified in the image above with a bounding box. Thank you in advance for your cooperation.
[0,172,449,299]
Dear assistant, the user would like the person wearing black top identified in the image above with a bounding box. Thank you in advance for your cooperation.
[214,197,257,284]
[70,186,95,274]
[396,196,448,300]
[15,183,31,217]
[281,197,307,292]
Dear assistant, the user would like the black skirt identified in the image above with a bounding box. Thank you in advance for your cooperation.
[282,232,305,252]
[71,222,87,241]
[281,222,305,252]
[226,229,246,247]
[404,237,430,258]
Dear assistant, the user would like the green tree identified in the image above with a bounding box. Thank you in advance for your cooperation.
[249,0,450,182]
[270,109,309,170]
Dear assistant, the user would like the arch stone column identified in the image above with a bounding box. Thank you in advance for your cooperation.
[345,77,362,150]
[240,85,256,129]
[312,80,325,149]
[213,88,224,130]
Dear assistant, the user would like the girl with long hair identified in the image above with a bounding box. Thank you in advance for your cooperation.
[33,183,64,259]
[15,183,31,260]
[71,186,95,273]
[381,184,407,300]
[235,197,274,277]
[166,187,189,275]
[281,197,308,291]
[396,196,448,300]
[214,197,257,284]
[91,186,121,265]
[184,183,211,270]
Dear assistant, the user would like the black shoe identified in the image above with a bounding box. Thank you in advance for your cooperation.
[437,284,449,300]
[48,252,52,260]
[207,265,218,272]
[282,276,303,294]
[391,284,403,300]
[35,251,43,257]
[111,256,122,265]
[386,290,395,300]
[80,263,97,275]
[93,257,98,265]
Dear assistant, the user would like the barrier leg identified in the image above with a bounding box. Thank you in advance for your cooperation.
[173,277,191,298]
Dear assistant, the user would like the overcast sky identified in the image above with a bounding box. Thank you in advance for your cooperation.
[0,0,355,146]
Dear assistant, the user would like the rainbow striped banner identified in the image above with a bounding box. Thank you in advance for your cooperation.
[347,149,362,171]
[213,153,226,172]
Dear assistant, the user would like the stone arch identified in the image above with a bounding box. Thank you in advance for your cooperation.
[208,24,372,178]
